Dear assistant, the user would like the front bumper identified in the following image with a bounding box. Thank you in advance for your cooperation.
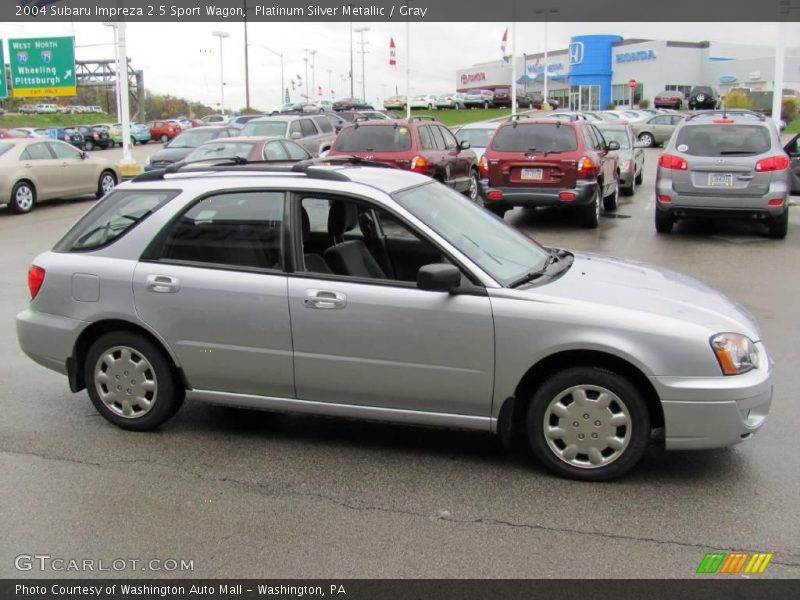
[651,342,773,450]
[479,178,598,209]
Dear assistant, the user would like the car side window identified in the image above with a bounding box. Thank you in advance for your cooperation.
[299,119,318,137]
[282,140,310,160]
[429,125,446,150]
[439,126,458,150]
[288,120,302,137]
[580,126,596,150]
[589,126,605,150]
[159,191,285,271]
[262,140,289,161]
[418,126,433,150]
[48,141,82,159]
[671,116,684,126]
[20,143,53,160]
[313,116,333,133]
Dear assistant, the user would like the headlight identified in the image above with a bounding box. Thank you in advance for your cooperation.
[710,333,759,375]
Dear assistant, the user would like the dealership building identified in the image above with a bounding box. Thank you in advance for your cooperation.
[456,35,800,110]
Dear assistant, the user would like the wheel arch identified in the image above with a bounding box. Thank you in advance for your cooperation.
[70,318,187,393]
[497,349,665,445]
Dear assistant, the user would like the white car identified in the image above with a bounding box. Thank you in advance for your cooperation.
[409,94,437,110]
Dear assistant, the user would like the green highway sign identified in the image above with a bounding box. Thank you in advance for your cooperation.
[9,36,76,98]
[0,41,7,99]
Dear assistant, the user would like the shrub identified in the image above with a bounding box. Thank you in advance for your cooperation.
[723,91,751,110]
[782,96,799,121]
[639,98,650,109]
[605,102,616,110]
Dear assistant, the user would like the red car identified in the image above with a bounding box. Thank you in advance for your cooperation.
[0,128,28,139]
[327,117,480,201]
[478,116,620,227]
[654,90,685,109]
[146,120,181,143]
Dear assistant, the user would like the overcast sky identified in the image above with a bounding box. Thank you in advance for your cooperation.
[2,21,793,112]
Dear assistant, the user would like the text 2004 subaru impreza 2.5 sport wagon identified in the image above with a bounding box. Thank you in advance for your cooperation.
[16,159,774,480]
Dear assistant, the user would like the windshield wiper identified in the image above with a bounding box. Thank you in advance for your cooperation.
[508,249,572,288]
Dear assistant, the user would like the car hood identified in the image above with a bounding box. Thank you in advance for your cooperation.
[147,148,194,164]
[520,253,761,339]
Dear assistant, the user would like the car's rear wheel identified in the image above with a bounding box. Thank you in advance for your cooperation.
[581,187,600,229]
[160,134,169,143]
[85,331,183,431]
[655,210,674,233]
[635,169,643,186]
[9,181,36,214]
[464,170,482,205]
[622,174,635,196]
[767,210,789,239]
[97,170,117,199]
[525,366,650,481]
[483,101,489,109]
[603,178,619,211]
[638,132,654,148]
[84,140,94,151]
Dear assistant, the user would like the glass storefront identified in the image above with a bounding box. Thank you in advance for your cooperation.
[569,85,601,110]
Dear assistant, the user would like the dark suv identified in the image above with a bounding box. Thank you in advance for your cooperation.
[327,116,480,201]
[516,92,560,110]
[74,125,111,151]
[479,117,620,227]
[688,86,719,110]
[492,87,512,108]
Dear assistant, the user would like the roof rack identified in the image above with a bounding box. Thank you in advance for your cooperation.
[406,116,436,122]
[685,109,766,122]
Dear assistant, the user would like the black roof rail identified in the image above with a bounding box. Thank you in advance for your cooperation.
[407,116,436,122]
[685,109,766,121]
[292,155,397,172]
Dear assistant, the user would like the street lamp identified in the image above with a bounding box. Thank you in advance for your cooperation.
[354,27,370,101]
[211,30,230,114]
[310,50,317,97]
[534,8,559,109]
[102,23,122,122]
[249,43,284,107]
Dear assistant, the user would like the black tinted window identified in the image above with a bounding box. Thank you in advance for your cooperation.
[334,125,412,152]
[429,125,446,150]
[439,126,458,150]
[675,125,772,157]
[418,126,433,150]
[313,116,333,133]
[491,123,578,152]
[299,119,317,137]
[161,192,284,270]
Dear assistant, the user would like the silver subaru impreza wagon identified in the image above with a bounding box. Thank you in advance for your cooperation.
[16,159,773,480]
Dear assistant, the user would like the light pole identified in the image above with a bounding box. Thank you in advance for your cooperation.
[327,69,333,100]
[534,8,559,108]
[349,18,354,97]
[354,27,370,101]
[211,31,230,114]
[102,23,122,122]
[249,43,284,107]
[243,0,250,109]
[310,50,317,98]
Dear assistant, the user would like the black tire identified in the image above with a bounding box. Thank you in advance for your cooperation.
[486,205,509,218]
[96,170,117,199]
[655,210,674,233]
[581,187,600,229]
[8,180,36,214]
[638,132,654,148]
[603,178,619,211]
[141,140,149,145]
[635,169,643,185]
[160,134,169,143]
[84,140,94,151]
[84,331,184,431]
[463,170,482,205]
[130,137,136,146]
[767,210,789,239]
[525,366,650,481]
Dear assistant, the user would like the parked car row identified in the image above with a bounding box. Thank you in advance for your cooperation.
[16,104,104,115]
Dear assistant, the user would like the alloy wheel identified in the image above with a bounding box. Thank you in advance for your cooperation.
[15,185,34,212]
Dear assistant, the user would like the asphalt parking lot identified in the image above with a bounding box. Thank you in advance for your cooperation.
[1,143,799,579]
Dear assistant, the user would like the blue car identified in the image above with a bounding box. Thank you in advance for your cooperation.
[115,122,152,144]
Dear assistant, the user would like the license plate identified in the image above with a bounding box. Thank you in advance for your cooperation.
[521,168,543,180]
[708,173,733,187]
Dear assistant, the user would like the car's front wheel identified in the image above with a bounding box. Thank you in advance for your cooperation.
[160,134,169,143]
[638,132,654,148]
[85,331,184,431]
[84,140,94,151]
[655,210,674,233]
[97,170,117,199]
[526,367,650,481]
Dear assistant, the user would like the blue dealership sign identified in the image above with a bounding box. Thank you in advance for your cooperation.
[616,50,657,63]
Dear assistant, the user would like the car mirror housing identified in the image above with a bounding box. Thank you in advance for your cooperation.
[606,140,621,151]
[80,151,87,160]
[417,263,461,293]
[459,140,471,150]
[290,132,302,140]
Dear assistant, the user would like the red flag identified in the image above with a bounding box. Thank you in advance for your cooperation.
[389,37,397,67]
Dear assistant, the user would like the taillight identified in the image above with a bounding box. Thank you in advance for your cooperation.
[410,155,428,173]
[755,155,790,172]
[657,195,672,203]
[559,191,576,201]
[486,190,504,200]
[93,132,99,139]
[479,155,489,177]
[658,153,688,170]
[577,156,596,178]
[768,198,784,206]
[28,265,45,299]
[713,118,735,124]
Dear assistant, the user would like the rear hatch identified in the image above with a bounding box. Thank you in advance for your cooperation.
[329,123,414,168]
[485,122,580,189]
[669,123,777,197]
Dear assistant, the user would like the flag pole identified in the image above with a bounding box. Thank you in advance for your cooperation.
[511,20,517,116]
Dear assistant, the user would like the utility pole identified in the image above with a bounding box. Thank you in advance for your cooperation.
[212,31,230,114]
[354,27,370,100]
[349,17,354,97]
[772,20,787,129]
[327,69,333,100]
[117,23,133,168]
[243,0,250,109]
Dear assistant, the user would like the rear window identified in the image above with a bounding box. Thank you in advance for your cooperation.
[675,125,772,157]
[185,142,256,161]
[54,190,178,252]
[596,128,630,149]
[491,123,578,152]
[334,125,412,152]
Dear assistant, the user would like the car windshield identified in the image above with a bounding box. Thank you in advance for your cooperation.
[334,125,412,152]
[169,128,224,148]
[675,125,771,156]
[456,128,495,148]
[491,123,578,152]
[598,129,631,149]
[185,142,255,161]
[240,121,288,137]
[394,182,549,285]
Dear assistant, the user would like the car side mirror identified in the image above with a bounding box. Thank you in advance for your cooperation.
[459,140,471,150]
[417,263,461,293]
[606,140,620,151]
[290,131,302,140]
[80,151,87,159]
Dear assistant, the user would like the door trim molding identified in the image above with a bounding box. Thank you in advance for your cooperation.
[187,389,494,432]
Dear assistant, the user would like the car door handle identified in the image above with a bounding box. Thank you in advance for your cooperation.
[303,289,346,309]
[145,274,180,293]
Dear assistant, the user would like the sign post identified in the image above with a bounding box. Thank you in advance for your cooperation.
[9,36,76,98]
[0,41,8,100]
[629,79,637,109]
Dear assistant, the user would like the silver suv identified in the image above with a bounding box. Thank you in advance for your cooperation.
[240,115,335,157]
[655,110,790,238]
[16,160,773,480]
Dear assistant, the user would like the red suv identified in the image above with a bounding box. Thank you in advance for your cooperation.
[146,120,181,143]
[478,117,620,227]
[327,117,480,200]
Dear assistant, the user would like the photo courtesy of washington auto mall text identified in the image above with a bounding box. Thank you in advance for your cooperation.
[1,0,800,598]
